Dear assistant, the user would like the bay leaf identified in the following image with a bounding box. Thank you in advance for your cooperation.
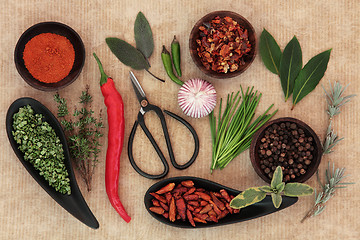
[134,11,154,59]
[284,183,314,197]
[280,36,302,101]
[259,29,282,75]
[229,187,266,209]
[292,49,332,108]
[106,37,150,70]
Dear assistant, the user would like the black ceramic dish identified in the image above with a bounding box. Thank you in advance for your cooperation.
[144,176,298,228]
[6,97,99,229]
[14,22,85,91]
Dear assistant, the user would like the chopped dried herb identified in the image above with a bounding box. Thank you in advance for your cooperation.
[12,105,71,195]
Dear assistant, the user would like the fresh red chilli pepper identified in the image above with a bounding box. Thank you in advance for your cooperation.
[93,53,131,223]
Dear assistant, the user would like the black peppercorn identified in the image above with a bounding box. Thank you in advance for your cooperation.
[266,150,272,156]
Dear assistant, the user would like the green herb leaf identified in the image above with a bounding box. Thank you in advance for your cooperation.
[230,187,267,209]
[271,192,282,208]
[284,183,314,197]
[276,182,285,193]
[280,36,302,101]
[106,37,150,70]
[259,185,272,193]
[292,49,332,108]
[134,11,154,58]
[271,166,283,189]
[259,29,282,75]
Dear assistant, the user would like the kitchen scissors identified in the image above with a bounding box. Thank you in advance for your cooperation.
[128,71,199,179]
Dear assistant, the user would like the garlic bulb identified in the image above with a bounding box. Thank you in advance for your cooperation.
[178,78,216,118]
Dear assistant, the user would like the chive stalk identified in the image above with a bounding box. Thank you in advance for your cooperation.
[209,86,278,172]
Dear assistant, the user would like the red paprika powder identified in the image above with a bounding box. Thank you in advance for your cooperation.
[23,33,75,83]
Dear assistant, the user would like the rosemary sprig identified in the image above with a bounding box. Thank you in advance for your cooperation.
[323,81,355,119]
[301,162,354,222]
[322,81,355,154]
[322,122,343,155]
[54,86,104,191]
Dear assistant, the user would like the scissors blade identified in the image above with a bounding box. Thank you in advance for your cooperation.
[129,71,146,104]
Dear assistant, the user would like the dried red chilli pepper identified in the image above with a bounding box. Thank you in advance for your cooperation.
[93,53,131,223]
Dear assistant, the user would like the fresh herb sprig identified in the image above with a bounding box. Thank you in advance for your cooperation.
[259,29,331,109]
[230,166,313,209]
[54,87,104,191]
[301,162,354,222]
[209,86,277,172]
[12,105,71,195]
[106,12,164,82]
[322,81,355,154]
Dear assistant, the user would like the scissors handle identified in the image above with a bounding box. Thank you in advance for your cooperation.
[128,104,199,179]
[163,110,199,170]
[128,104,171,179]
[128,120,170,179]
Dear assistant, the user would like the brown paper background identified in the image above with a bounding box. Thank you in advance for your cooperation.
[0,0,359,239]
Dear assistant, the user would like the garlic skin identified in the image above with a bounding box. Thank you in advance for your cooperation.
[178,78,216,118]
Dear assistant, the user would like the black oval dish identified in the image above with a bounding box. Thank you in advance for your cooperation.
[14,22,85,91]
[144,176,298,228]
[6,97,99,229]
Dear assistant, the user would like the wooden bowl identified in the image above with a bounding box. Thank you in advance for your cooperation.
[189,11,256,79]
[250,117,322,183]
[14,22,85,91]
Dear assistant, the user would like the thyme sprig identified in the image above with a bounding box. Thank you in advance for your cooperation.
[301,162,354,222]
[54,86,104,191]
[322,81,355,154]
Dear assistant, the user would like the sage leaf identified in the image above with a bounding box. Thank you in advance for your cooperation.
[292,49,332,108]
[134,11,154,58]
[259,185,272,193]
[106,37,150,70]
[271,192,282,208]
[280,36,302,101]
[230,187,266,209]
[276,182,285,193]
[284,183,314,197]
[259,29,282,75]
[271,166,283,189]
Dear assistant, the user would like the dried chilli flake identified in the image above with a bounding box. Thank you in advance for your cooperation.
[196,16,251,73]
